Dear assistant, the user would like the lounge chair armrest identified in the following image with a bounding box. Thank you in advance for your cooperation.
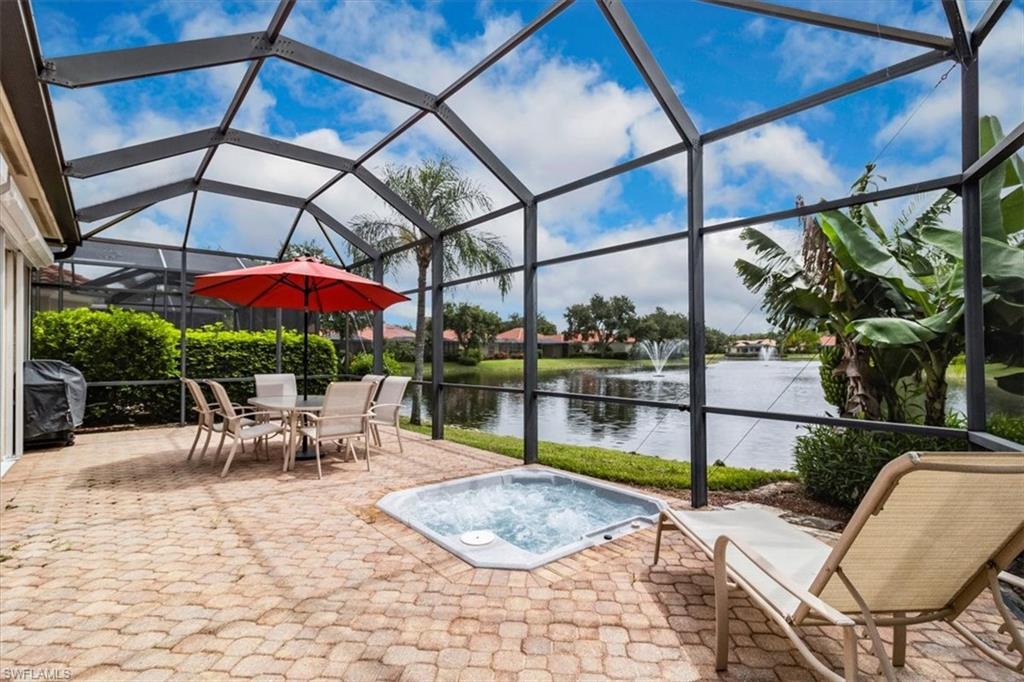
[998,571,1024,591]
[370,403,403,414]
[713,535,854,627]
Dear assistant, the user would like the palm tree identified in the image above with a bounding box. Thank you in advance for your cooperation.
[349,156,512,424]
[735,116,1023,426]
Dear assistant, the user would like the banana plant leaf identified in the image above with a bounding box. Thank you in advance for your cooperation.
[851,302,964,345]
[979,116,1024,240]
[818,210,926,300]
[850,317,937,344]
[919,227,1023,289]
[1002,186,1024,234]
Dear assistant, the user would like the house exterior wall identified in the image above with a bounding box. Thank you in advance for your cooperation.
[1,94,57,466]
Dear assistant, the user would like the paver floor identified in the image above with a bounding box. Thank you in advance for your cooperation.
[0,426,1018,681]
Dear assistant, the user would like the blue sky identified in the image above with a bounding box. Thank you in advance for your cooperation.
[35,0,1023,332]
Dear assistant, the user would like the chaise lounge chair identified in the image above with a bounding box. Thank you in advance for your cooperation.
[653,451,1024,681]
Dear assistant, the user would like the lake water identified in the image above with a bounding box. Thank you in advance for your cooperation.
[406,359,1014,471]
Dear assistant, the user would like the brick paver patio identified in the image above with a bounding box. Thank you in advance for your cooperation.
[0,426,1018,681]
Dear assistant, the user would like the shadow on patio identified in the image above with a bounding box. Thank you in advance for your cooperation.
[1,426,1017,681]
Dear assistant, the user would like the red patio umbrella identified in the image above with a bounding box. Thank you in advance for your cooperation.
[192,257,408,398]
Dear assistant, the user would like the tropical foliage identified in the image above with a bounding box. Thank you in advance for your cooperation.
[349,156,513,424]
[564,294,637,356]
[501,312,557,336]
[736,116,1023,426]
[444,302,502,353]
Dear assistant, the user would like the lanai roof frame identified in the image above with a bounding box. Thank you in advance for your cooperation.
[9,0,1020,504]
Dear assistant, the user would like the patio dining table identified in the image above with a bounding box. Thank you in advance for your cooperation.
[247,394,323,471]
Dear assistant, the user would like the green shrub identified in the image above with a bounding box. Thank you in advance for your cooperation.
[385,340,416,362]
[793,425,966,509]
[32,308,338,426]
[457,348,482,366]
[185,327,336,406]
[989,413,1024,444]
[32,308,179,424]
[349,351,401,376]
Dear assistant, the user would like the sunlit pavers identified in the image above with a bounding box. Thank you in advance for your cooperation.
[0,426,1017,681]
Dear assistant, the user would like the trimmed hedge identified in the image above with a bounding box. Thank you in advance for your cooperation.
[793,425,966,509]
[185,327,336,408]
[32,308,337,426]
[32,308,180,424]
[348,351,401,376]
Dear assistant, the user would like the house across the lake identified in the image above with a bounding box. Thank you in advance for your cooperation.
[726,338,778,358]
[490,327,569,358]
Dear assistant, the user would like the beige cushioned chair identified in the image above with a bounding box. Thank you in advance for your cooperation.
[654,452,1024,681]
[369,376,411,453]
[299,381,376,478]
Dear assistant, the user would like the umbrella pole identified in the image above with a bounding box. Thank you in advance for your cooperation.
[303,289,309,401]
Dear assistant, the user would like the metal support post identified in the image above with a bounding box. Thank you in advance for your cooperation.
[961,56,986,432]
[524,201,539,464]
[431,234,445,439]
[373,257,385,374]
[687,147,708,507]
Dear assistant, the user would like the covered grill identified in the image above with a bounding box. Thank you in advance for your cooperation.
[23,360,86,447]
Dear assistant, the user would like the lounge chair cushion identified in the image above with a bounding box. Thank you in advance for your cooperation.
[672,508,832,617]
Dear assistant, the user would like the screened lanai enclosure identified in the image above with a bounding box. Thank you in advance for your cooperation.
[9,0,1023,504]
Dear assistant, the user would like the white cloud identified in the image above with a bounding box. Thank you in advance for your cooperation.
[49,0,1002,340]
[700,122,843,212]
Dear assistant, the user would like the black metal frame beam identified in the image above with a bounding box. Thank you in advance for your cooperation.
[700,0,954,51]
[687,146,707,507]
[702,50,953,144]
[963,119,1024,183]
[960,55,986,433]
[942,0,973,64]
[705,406,966,439]
[523,201,539,463]
[971,0,1011,51]
[702,175,962,236]
[76,179,195,222]
[195,0,295,183]
[305,205,378,258]
[27,0,1022,490]
[597,0,699,147]
[81,205,152,240]
[39,32,273,87]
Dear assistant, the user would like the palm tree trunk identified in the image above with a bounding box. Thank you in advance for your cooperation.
[410,262,428,425]
[922,349,950,427]
[840,338,882,420]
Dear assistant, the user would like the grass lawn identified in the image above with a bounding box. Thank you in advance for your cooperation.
[400,419,797,492]
[400,356,690,380]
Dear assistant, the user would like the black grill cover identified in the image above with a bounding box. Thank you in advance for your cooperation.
[23,360,86,444]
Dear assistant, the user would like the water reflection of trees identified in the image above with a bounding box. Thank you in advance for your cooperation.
[419,368,690,439]
[423,386,504,429]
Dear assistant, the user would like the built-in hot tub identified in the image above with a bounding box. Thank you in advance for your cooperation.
[377,467,665,570]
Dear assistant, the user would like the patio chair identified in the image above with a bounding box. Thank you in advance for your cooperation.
[361,373,385,400]
[182,378,257,462]
[369,376,410,453]
[653,452,1024,681]
[205,380,285,478]
[254,373,296,424]
[299,381,375,478]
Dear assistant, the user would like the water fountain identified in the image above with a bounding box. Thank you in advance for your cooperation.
[636,339,684,376]
[758,345,778,361]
